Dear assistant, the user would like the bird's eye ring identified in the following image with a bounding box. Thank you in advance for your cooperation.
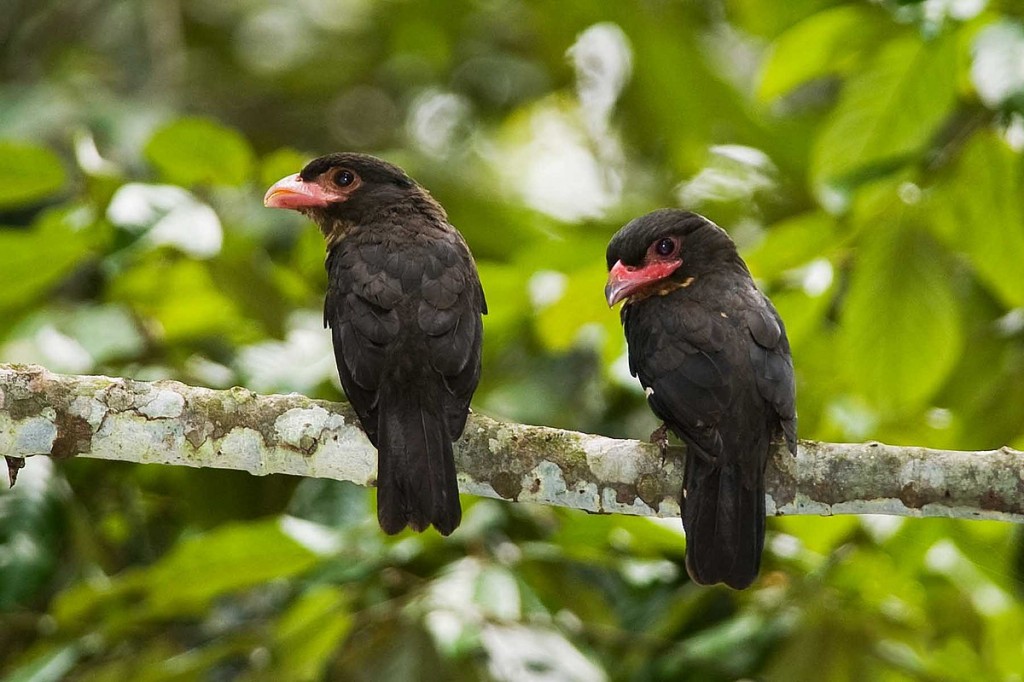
[655,238,676,257]
[334,169,356,188]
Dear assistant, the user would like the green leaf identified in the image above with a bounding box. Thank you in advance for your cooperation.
[929,131,1024,308]
[59,304,146,363]
[840,224,962,414]
[474,565,521,620]
[3,645,80,682]
[743,211,841,279]
[757,5,889,102]
[549,513,686,563]
[475,261,534,361]
[144,117,255,187]
[765,287,832,350]
[108,255,259,343]
[727,0,836,39]
[811,32,958,196]
[774,515,860,557]
[288,478,370,528]
[0,209,94,311]
[0,141,67,208]
[620,9,756,171]
[271,585,353,682]
[140,518,320,614]
[535,262,624,363]
[50,517,323,626]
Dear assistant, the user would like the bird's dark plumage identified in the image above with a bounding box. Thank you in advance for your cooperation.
[265,153,485,535]
[606,209,796,589]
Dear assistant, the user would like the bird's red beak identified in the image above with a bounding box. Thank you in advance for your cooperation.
[264,174,333,209]
[605,259,682,306]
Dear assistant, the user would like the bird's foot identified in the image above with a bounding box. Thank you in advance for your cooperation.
[649,423,670,466]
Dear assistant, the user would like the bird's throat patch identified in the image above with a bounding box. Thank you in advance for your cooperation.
[625,276,695,306]
[323,219,358,249]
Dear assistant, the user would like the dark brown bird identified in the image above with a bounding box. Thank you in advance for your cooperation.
[605,209,796,589]
[265,153,485,535]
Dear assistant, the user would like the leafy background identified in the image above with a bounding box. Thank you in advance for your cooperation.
[3,0,1024,680]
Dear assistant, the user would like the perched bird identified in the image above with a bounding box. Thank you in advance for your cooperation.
[605,209,796,589]
[265,153,485,535]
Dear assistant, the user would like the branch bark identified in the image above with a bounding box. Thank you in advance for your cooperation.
[1,364,1022,523]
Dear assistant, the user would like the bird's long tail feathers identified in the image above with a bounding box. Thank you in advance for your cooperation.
[682,453,765,590]
[376,386,461,536]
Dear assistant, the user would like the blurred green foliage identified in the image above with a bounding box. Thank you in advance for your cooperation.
[3,0,1024,679]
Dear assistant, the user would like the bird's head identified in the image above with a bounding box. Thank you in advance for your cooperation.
[264,152,442,245]
[605,209,741,307]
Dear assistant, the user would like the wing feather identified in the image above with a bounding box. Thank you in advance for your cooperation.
[746,296,797,454]
[626,301,733,459]
[325,230,484,448]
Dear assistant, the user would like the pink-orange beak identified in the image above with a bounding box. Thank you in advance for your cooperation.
[264,174,332,210]
[605,259,682,306]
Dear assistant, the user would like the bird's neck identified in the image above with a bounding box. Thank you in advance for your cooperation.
[403,188,448,226]
[318,189,449,249]
[321,218,356,250]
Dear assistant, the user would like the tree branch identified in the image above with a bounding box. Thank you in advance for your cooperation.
[1,364,1021,523]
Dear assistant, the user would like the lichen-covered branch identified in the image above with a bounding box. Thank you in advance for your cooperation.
[1,364,1022,523]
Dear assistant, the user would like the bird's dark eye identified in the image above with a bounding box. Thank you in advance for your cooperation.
[655,238,676,257]
[334,169,356,187]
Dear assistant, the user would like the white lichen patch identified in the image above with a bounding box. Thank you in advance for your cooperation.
[599,487,655,516]
[9,416,58,455]
[519,460,599,510]
[898,458,946,490]
[92,413,183,463]
[138,389,186,419]
[831,498,914,517]
[774,495,997,522]
[486,424,519,455]
[587,437,650,483]
[286,409,377,483]
[766,493,802,516]
[70,394,109,429]
[218,427,269,475]
[776,494,833,517]
[653,496,680,518]
[307,434,376,485]
[99,381,135,412]
[273,406,344,452]
[459,477,502,500]
[922,503,1020,523]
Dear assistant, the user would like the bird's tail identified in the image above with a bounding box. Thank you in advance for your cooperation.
[375,385,461,535]
[682,453,765,590]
